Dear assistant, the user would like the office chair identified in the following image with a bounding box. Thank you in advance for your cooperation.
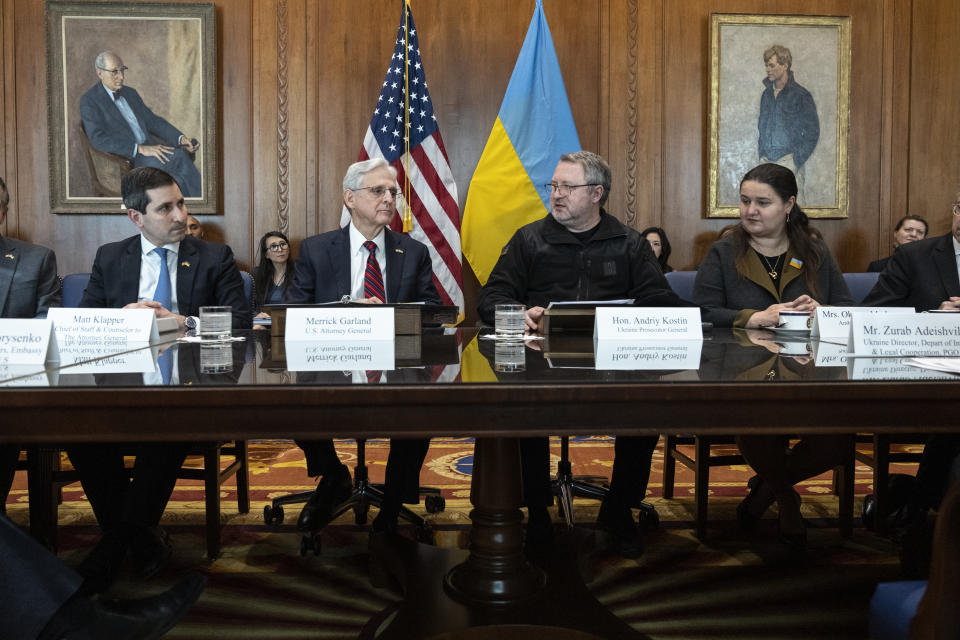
[263,439,445,555]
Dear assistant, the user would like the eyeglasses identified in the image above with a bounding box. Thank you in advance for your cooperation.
[353,185,399,199]
[267,241,289,252]
[97,65,128,76]
[544,183,598,196]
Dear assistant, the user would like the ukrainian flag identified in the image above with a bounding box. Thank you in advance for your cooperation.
[461,0,581,285]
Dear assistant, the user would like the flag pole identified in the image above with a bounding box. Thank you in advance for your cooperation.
[401,0,413,232]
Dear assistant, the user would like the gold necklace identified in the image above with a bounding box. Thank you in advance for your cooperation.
[759,252,783,279]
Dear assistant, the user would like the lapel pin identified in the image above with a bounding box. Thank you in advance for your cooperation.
[181,261,191,268]
[395,248,404,254]
[3,253,14,260]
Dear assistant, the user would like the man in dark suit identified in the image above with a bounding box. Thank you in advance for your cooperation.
[79,51,202,197]
[862,192,960,576]
[287,157,441,535]
[0,176,62,511]
[867,215,928,273]
[1,512,205,640]
[67,167,248,594]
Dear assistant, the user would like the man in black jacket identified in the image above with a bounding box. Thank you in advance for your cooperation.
[478,151,682,557]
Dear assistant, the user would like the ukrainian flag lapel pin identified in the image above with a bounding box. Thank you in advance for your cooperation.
[789,257,803,269]
[181,261,191,268]
[3,253,14,260]
[395,248,404,254]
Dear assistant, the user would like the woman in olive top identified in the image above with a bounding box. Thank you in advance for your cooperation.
[693,163,854,555]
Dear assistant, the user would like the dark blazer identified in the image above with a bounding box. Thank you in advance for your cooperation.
[80,234,249,330]
[862,232,960,311]
[867,256,890,273]
[79,83,183,158]
[287,226,441,304]
[79,83,201,197]
[0,235,60,318]
[694,237,854,328]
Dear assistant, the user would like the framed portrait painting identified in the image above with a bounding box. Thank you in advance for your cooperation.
[708,14,851,218]
[46,1,217,214]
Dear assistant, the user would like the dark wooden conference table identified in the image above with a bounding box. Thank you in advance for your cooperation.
[3,328,959,639]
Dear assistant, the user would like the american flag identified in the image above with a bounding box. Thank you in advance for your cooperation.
[341,3,463,314]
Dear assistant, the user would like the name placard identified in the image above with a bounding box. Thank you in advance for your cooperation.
[847,357,958,380]
[811,307,915,340]
[58,343,157,374]
[0,319,58,365]
[847,313,960,357]
[594,340,702,370]
[285,340,395,371]
[284,307,394,342]
[48,308,158,349]
[594,308,702,341]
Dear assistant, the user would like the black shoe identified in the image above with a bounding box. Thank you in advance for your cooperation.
[736,475,774,532]
[44,573,207,640]
[130,526,172,580]
[597,498,644,559]
[371,504,400,536]
[297,465,353,532]
[77,531,128,596]
[525,506,554,547]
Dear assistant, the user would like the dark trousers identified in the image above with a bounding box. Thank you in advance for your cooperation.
[65,443,191,533]
[296,438,431,504]
[916,435,960,511]
[519,435,659,510]
[0,444,19,513]
[0,512,81,639]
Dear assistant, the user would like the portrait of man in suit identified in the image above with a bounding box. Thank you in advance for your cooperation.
[79,51,202,198]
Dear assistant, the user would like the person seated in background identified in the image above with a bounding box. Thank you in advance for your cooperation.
[66,167,249,594]
[478,151,683,557]
[693,163,855,557]
[0,176,62,512]
[862,192,960,577]
[286,158,441,536]
[867,215,928,273]
[253,231,295,317]
[640,226,673,273]
[185,215,205,240]
[0,512,205,640]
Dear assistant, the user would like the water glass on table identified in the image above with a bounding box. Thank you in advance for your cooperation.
[199,306,232,340]
[495,304,526,339]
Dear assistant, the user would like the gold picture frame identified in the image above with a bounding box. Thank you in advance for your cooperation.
[46,1,217,214]
[708,14,851,218]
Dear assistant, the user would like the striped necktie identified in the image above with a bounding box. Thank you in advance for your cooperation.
[362,240,386,302]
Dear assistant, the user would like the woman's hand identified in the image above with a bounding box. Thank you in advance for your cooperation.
[746,296,821,328]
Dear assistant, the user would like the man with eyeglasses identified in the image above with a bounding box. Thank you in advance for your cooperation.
[79,50,202,197]
[286,157,441,536]
[477,151,682,558]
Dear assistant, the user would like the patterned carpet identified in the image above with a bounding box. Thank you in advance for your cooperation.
[4,438,920,639]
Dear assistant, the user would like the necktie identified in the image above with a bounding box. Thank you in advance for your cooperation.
[157,348,173,385]
[366,370,382,384]
[152,247,172,310]
[362,240,385,302]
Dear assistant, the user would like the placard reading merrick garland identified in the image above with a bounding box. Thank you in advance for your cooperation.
[0,319,58,365]
[47,308,158,349]
[812,307,915,341]
[285,341,395,371]
[847,313,960,357]
[594,308,702,341]
[284,307,394,342]
[594,340,703,370]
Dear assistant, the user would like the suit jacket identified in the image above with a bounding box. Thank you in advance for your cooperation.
[80,234,250,330]
[862,232,960,311]
[79,83,183,159]
[694,237,853,328]
[287,226,441,304]
[867,256,890,273]
[0,235,61,318]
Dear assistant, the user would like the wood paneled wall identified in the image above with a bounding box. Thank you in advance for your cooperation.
[2,0,959,317]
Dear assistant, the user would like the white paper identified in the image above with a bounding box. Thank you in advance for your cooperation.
[811,306,914,339]
[0,319,58,365]
[847,312,960,357]
[594,307,702,341]
[284,307,394,342]
[48,307,158,348]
